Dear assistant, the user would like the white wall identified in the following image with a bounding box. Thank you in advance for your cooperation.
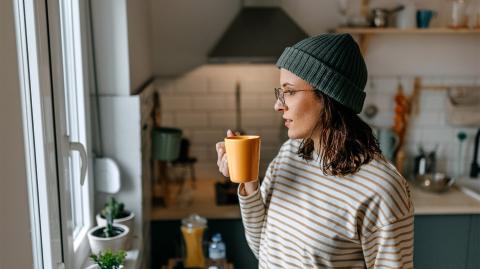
[157,65,479,180]
[150,0,480,77]
[0,0,34,268]
[91,0,154,95]
[150,0,241,76]
[127,0,154,91]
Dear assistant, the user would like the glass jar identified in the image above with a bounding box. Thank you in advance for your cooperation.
[181,214,207,268]
[449,0,468,28]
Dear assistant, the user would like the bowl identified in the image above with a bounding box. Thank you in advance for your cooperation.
[415,173,455,193]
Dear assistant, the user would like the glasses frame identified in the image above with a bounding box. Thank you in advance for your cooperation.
[274,87,315,106]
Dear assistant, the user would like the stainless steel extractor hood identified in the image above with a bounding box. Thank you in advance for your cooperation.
[208,7,308,63]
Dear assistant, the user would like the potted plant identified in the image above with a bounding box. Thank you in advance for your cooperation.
[88,250,127,269]
[88,199,130,254]
[96,197,135,249]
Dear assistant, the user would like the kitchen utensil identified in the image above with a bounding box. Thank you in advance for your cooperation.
[371,5,405,27]
[396,1,416,29]
[413,145,437,177]
[455,132,468,177]
[415,173,455,193]
[417,9,437,28]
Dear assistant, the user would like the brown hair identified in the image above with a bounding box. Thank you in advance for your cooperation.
[298,91,383,176]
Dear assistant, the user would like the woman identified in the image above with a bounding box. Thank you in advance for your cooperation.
[216,33,414,269]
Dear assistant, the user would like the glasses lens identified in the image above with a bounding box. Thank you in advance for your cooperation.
[274,88,284,105]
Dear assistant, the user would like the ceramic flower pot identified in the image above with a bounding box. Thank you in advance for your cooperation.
[96,211,135,249]
[87,224,129,255]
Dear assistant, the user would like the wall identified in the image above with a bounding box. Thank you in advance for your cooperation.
[91,0,154,95]
[150,0,480,180]
[0,0,34,268]
[127,0,154,91]
[149,0,241,76]
[150,0,480,77]
[157,66,479,180]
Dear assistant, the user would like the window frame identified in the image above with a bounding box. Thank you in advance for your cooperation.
[13,0,95,267]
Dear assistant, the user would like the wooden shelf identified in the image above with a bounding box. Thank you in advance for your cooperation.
[336,27,480,34]
[335,27,480,53]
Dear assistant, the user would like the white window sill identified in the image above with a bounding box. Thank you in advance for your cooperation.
[82,237,143,269]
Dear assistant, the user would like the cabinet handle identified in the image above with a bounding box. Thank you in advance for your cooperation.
[69,141,87,186]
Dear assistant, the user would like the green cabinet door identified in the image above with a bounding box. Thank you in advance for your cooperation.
[414,215,473,269]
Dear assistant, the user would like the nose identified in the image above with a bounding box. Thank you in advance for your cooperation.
[274,99,286,112]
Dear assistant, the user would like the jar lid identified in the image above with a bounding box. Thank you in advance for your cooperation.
[182,214,207,228]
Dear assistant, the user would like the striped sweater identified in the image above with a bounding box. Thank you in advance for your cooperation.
[238,139,414,269]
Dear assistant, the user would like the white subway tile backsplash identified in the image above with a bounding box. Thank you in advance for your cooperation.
[192,129,226,145]
[160,113,175,126]
[174,76,208,94]
[157,72,478,178]
[191,95,235,110]
[175,112,208,128]
[242,80,278,94]
[243,111,282,128]
[160,96,192,111]
[208,112,236,129]
[208,79,236,93]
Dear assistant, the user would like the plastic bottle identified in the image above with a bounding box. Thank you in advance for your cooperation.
[208,233,226,269]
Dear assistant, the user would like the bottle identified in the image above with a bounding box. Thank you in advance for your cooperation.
[449,0,468,28]
[181,214,207,268]
[208,233,226,269]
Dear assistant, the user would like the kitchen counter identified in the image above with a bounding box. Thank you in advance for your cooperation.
[151,178,480,220]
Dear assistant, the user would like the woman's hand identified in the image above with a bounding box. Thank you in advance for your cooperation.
[216,130,259,195]
[216,129,236,177]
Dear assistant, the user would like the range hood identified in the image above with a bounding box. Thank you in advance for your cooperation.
[208,7,308,63]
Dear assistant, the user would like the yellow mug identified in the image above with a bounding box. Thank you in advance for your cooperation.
[224,135,261,183]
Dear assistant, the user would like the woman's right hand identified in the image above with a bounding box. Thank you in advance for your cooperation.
[216,129,236,177]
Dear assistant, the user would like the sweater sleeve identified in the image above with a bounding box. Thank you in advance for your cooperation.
[361,214,414,269]
[237,158,277,259]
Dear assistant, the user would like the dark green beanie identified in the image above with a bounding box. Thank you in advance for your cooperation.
[276,33,367,113]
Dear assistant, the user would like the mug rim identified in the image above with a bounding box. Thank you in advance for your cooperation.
[225,135,260,140]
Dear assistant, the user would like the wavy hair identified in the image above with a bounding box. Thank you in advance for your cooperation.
[297,91,383,176]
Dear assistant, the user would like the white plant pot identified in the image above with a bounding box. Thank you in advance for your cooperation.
[87,224,129,255]
[96,211,135,249]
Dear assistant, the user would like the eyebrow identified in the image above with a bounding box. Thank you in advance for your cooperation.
[281,82,294,87]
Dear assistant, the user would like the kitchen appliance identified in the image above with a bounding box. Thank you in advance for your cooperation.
[208,2,307,63]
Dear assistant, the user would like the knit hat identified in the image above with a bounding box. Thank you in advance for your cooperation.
[276,33,367,113]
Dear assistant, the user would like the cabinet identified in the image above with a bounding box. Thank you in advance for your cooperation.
[151,215,480,269]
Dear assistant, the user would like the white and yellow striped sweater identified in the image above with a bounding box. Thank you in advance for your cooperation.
[238,139,414,269]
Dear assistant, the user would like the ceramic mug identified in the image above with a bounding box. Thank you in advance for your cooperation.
[224,135,261,183]
[417,9,437,28]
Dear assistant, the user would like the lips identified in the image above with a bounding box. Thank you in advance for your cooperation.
[284,118,292,127]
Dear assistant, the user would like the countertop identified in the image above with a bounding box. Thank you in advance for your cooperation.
[151,178,480,221]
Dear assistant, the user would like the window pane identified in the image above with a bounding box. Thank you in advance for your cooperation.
[59,0,89,239]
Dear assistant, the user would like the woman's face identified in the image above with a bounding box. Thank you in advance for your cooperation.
[275,68,323,140]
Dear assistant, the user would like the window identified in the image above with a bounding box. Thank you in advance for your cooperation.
[14,0,94,268]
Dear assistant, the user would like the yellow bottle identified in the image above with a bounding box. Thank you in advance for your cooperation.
[181,214,207,268]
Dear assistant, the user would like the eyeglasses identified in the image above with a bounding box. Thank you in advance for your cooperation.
[274,87,314,106]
